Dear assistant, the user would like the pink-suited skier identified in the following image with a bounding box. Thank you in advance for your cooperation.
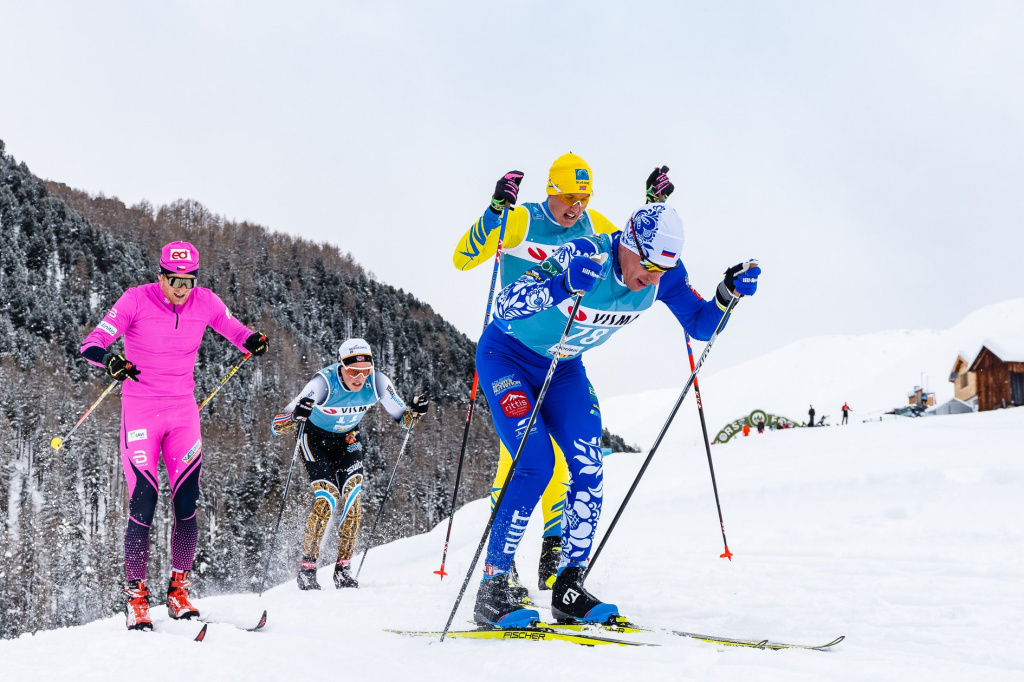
[80,241,270,631]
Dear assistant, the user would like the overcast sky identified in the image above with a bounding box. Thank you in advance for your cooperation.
[2,1,1021,399]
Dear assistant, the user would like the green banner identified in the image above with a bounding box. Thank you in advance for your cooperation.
[714,409,797,444]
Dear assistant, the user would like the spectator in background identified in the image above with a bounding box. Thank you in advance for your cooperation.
[808,405,816,427]
[756,418,765,434]
[842,402,852,425]
[742,423,751,437]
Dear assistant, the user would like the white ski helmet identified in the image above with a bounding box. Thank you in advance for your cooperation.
[338,338,373,365]
[620,203,685,270]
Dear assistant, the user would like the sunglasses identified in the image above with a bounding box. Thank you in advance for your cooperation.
[554,193,591,208]
[164,274,197,289]
[342,365,373,378]
[629,216,678,273]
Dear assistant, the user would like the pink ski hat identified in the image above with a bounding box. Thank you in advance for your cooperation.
[160,241,200,274]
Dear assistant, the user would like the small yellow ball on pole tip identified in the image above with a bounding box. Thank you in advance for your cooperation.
[51,437,62,450]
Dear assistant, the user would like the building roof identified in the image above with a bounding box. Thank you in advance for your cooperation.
[968,342,1024,372]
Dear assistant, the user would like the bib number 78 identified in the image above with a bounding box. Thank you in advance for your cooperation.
[565,326,609,346]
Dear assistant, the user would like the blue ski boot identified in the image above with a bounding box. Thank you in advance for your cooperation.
[474,572,539,628]
[550,566,619,624]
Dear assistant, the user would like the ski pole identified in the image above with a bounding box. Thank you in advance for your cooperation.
[50,379,120,451]
[584,297,738,580]
[685,332,733,561]
[356,424,416,579]
[434,210,510,580]
[198,353,251,412]
[441,290,588,642]
[258,419,306,596]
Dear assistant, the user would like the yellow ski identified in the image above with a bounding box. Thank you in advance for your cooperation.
[386,625,653,647]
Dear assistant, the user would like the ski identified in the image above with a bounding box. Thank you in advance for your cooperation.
[671,631,845,651]
[129,622,208,641]
[197,609,268,632]
[386,625,653,647]
[536,616,843,651]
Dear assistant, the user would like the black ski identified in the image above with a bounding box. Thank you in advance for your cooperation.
[197,609,268,632]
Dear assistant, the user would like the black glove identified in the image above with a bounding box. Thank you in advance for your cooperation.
[103,352,141,382]
[489,171,524,215]
[244,331,269,356]
[410,393,429,415]
[645,165,674,203]
[292,397,315,422]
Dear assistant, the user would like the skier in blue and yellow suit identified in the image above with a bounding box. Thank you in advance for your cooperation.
[453,154,670,594]
[471,200,761,627]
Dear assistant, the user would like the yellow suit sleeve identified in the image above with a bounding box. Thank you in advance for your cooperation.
[452,206,529,271]
[588,209,620,236]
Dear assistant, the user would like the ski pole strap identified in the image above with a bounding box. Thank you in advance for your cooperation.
[198,353,251,412]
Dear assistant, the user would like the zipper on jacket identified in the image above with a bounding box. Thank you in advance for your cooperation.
[173,304,179,329]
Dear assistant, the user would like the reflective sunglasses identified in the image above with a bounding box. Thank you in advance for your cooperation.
[629,216,678,273]
[554,193,591,208]
[342,365,373,378]
[165,274,197,289]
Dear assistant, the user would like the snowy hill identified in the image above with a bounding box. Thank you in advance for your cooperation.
[603,297,1024,449]
[2,304,1022,681]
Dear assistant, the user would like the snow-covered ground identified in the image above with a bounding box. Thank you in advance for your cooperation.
[3,303,1022,680]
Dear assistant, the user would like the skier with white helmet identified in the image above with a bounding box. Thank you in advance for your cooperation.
[471,202,761,627]
[271,338,429,590]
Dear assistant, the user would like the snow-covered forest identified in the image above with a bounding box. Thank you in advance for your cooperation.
[0,140,518,638]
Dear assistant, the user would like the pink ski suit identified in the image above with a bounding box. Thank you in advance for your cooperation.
[81,282,253,581]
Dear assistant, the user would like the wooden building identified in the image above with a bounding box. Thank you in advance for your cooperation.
[968,345,1024,412]
[948,354,978,403]
[907,387,936,408]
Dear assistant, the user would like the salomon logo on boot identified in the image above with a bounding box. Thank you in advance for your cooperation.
[550,566,620,624]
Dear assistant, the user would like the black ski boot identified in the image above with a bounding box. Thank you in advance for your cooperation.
[473,573,539,628]
[508,560,532,606]
[297,559,321,591]
[550,566,619,624]
[537,536,561,591]
[333,563,358,589]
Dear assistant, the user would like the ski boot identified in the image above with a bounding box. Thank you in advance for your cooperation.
[508,560,533,606]
[537,536,561,591]
[124,580,153,631]
[333,561,358,589]
[473,570,539,628]
[297,558,321,590]
[550,565,619,624]
[166,570,200,620]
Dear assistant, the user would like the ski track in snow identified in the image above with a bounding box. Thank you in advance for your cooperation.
[3,301,1023,680]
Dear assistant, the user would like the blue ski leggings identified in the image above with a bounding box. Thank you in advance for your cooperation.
[475,324,604,575]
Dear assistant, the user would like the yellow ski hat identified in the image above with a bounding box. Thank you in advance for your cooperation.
[546,152,593,196]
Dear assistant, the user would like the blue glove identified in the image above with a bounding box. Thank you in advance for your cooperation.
[560,256,603,296]
[716,260,760,306]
